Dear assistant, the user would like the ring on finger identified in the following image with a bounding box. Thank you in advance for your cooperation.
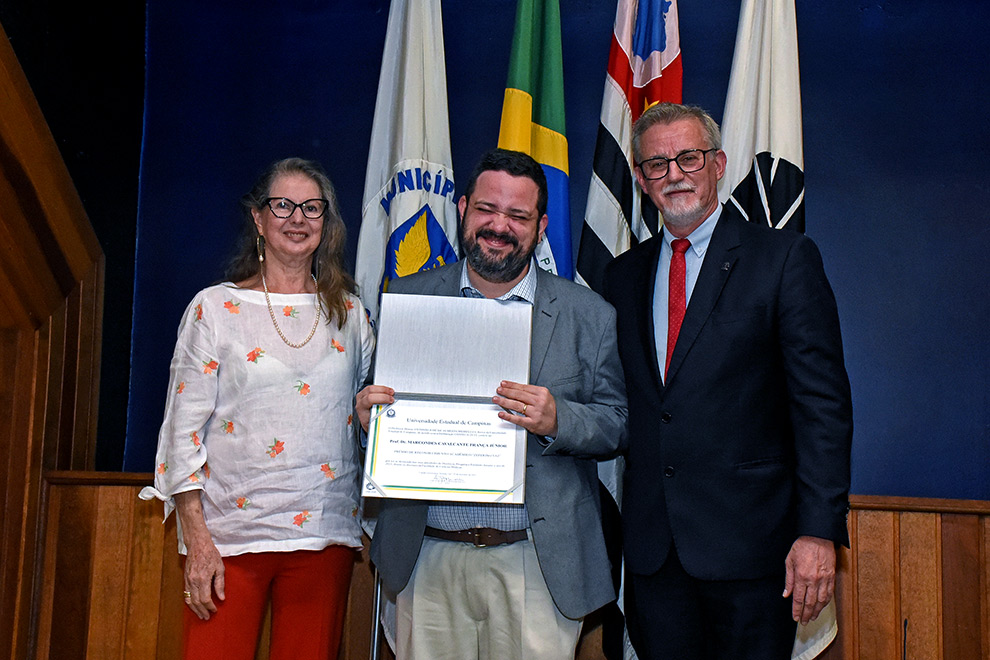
[183,590,192,599]
[522,404,528,416]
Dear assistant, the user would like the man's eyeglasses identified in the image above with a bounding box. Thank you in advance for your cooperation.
[264,197,328,219]
[637,149,717,180]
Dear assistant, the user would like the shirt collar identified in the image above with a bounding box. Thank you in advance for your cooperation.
[459,258,538,304]
[662,204,721,257]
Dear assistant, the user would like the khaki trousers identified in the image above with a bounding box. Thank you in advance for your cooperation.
[395,535,582,660]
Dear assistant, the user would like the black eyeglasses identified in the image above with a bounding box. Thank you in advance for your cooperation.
[264,197,328,219]
[637,149,717,180]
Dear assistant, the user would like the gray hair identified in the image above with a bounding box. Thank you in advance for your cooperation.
[226,157,355,328]
[631,103,722,161]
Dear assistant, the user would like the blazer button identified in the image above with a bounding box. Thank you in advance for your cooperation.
[664,466,675,477]
[660,412,672,423]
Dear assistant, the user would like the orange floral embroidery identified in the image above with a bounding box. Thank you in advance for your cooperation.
[351,505,359,518]
[293,510,311,527]
[283,305,298,318]
[320,464,336,480]
[189,472,200,483]
[202,359,219,374]
[177,381,185,394]
[156,462,168,474]
[294,381,310,395]
[223,300,241,314]
[246,347,265,363]
[203,462,211,479]
[220,420,234,434]
[331,338,345,353]
[194,303,203,321]
[347,414,353,426]
[346,299,354,310]
[190,431,201,447]
[267,439,285,458]
[236,497,250,509]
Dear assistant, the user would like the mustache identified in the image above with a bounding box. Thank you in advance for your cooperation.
[475,229,519,247]
[663,184,694,195]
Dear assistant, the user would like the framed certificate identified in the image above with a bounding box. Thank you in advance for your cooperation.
[362,293,532,502]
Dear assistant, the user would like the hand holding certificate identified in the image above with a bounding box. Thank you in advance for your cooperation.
[360,294,533,503]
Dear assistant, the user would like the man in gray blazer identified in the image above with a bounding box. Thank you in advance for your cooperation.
[356,149,627,660]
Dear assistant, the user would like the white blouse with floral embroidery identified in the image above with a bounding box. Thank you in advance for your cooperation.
[139,282,374,556]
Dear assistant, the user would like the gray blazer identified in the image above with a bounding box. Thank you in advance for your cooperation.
[369,263,628,619]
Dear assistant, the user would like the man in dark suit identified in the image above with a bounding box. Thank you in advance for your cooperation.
[357,149,627,660]
[603,103,852,659]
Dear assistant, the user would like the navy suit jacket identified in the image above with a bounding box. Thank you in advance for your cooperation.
[603,205,852,580]
[369,264,628,619]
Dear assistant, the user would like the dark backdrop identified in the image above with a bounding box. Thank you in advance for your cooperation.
[5,1,987,500]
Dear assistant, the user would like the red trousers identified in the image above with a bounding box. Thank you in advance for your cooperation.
[182,545,355,660]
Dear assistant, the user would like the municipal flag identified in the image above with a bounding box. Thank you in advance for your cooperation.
[718,0,805,231]
[575,0,681,294]
[356,0,458,321]
[496,0,572,279]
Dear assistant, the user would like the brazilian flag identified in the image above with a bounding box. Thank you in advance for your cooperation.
[497,0,572,280]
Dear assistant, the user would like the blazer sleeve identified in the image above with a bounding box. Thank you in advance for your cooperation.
[778,236,853,546]
[542,299,629,460]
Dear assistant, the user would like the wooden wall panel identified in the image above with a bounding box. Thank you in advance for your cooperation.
[818,542,853,660]
[982,517,989,658]
[855,510,899,660]
[33,485,60,660]
[40,304,67,471]
[898,512,940,659]
[29,479,990,660]
[941,513,983,660]
[0,23,105,659]
[45,484,97,660]
[0,329,21,649]
[155,517,183,660]
[126,495,168,660]
[86,487,136,659]
[40,475,381,660]
[1,328,46,660]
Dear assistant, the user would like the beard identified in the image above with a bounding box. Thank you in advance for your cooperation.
[658,186,707,233]
[462,228,534,284]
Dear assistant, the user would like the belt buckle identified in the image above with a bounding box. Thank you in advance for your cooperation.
[470,528,489,548]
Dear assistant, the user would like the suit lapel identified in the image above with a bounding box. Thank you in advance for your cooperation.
[530,269,557,383]
[634,238,666,393]
[435,263,461,296]
[664,208,742,386]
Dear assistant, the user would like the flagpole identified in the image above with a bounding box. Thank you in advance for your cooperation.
[369,568,383,660]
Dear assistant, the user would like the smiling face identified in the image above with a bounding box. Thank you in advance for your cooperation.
[635,117,727,238]
[458,169,548,289]
[251,172,324,267]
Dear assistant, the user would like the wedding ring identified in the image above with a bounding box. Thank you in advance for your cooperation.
[183,591,192,599]
[522,404,528,416]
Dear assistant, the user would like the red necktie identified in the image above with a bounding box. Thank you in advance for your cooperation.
[665,238,691,378]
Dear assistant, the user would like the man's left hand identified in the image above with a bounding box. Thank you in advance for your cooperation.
[783,535,836,625]
[494,380,558,438]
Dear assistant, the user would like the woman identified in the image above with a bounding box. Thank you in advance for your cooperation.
[140,158,373,659]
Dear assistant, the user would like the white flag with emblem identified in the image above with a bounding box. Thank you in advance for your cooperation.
[718,0,805,232]
[719,1,836,659]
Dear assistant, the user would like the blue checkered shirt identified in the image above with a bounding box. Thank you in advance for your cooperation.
[424,260,536,532]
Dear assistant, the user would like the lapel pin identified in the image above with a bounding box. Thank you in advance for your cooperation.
[721,262,730,271]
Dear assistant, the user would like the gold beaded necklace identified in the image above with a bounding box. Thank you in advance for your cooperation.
[261,269,321,349]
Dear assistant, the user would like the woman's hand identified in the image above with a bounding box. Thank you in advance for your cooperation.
[174,490,225,620]
[355,385,395,432]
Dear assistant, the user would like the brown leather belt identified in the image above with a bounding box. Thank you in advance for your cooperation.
[424,526,527,548]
